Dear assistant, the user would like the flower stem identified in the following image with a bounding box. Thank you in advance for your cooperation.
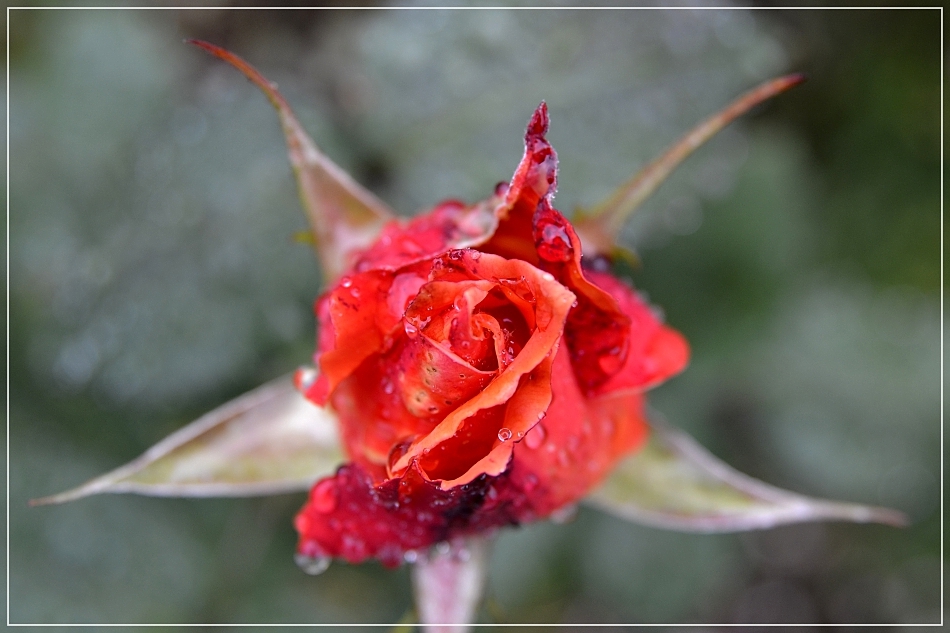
[411,535,493,632]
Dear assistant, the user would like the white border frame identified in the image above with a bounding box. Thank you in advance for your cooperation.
[5,4,944,628]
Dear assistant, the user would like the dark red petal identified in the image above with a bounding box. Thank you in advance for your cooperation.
[530,200,634,393]
[309,271,393,402]
[354,201,497,273]
[295,462,533,567]
[508,343,651,516]
[585,270,690,394]
[479,103,559,263]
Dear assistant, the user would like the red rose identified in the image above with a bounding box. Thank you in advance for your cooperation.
[294,104,689,567]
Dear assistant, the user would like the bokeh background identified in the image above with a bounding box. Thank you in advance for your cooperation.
[7,4,942,626]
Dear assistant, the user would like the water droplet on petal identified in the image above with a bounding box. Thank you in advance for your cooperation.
[310,479,338,513]
[404,321,418,337]
[525,423,547,449]
[294,552,331,575]
[470,251,481,260]
[497,427,513,442]
[294,366,318,391]
[522,473,539,492]
[340,277,353,288]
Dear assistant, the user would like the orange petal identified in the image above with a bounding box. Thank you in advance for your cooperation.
[389,251,576,482]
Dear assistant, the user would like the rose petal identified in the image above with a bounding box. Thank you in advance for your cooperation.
[355,200,499,273]
[389,251,576,485]
[479,103,558,264]
[508,345,650,517]
[397,334,493,419]
[294,462,527,567]
[585,270,691,394]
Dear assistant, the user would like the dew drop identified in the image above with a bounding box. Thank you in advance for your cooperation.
[522,473,539,492]
[340,277,353,288]
[294,366,318,391]
[310,479,338,513]
[497,427,513,442]
[525,423,547,449]
[382,379,395,395]
[598,347,624,374]
[470,251,481,260]
[557,449,571,467]
[294,552,331,576]
[541,272,555,282]
[349,286,361,298]
[404,322,418,337]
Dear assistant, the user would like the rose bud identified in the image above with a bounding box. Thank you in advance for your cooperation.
[294,103,689,567]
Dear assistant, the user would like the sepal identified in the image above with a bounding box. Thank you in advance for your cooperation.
[574,74,806,255]
[584,415,907,532]
[31,375,343,504]
[189,40,394,283]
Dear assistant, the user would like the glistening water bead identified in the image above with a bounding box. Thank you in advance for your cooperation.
[294,552,331,575]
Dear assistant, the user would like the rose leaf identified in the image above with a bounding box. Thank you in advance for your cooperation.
[584,416,908,531]
[31,375,343,505]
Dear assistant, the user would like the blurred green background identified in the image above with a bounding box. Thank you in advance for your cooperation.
[8,5,941,626]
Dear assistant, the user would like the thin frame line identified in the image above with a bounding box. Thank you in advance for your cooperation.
[4,4,943,629]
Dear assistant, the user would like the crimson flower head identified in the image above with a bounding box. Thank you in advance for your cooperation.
[293,103,689,567]
[35,42,906,628]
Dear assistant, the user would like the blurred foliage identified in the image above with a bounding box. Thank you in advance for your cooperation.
[8,6,940,626]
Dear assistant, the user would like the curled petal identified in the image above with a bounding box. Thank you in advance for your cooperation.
[584,270,690,395]
[389,251,576,487]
